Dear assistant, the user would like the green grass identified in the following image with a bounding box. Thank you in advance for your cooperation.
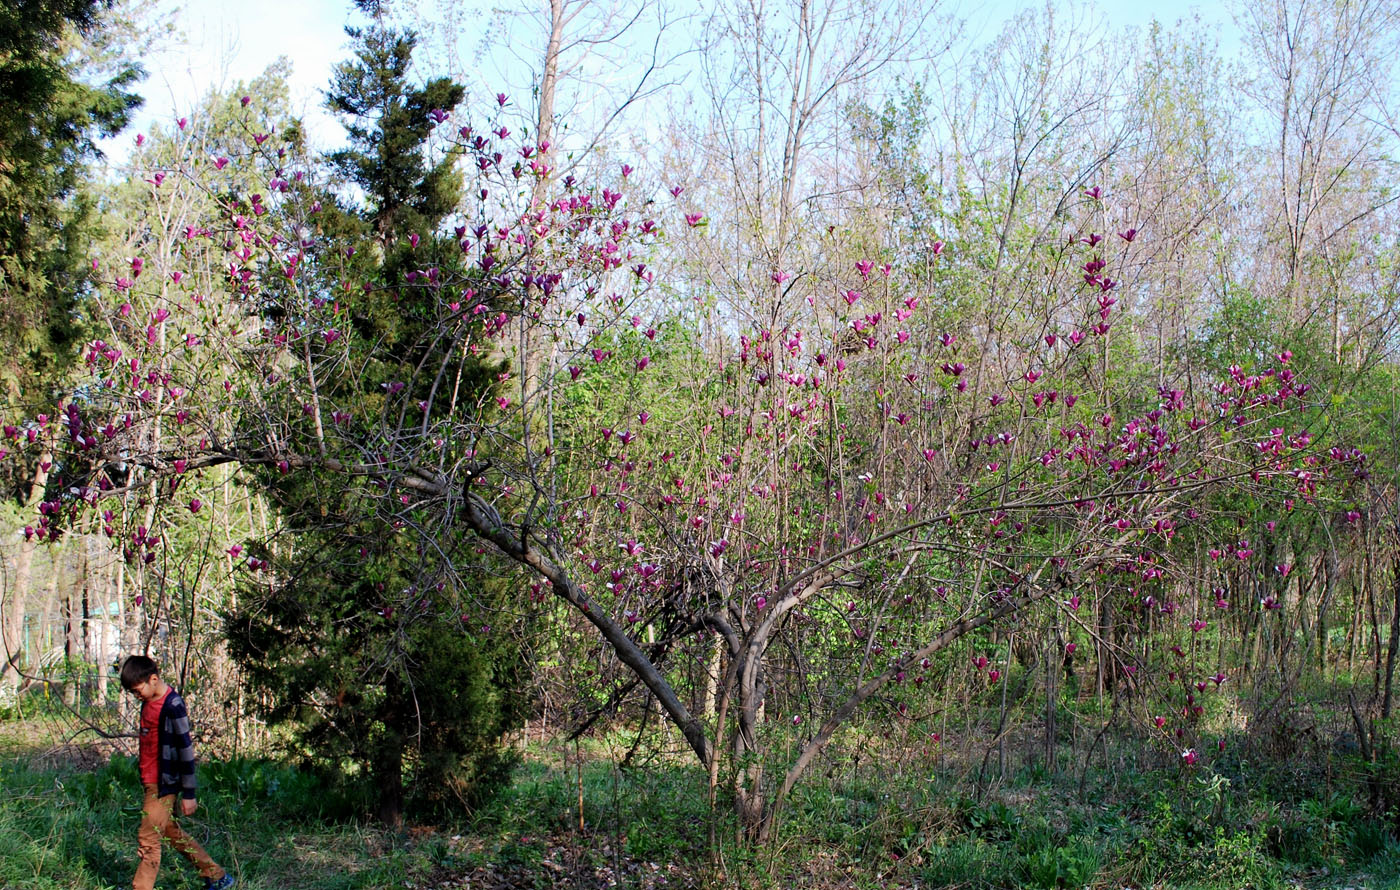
[2,730,1399,889]
[0,755,454,890]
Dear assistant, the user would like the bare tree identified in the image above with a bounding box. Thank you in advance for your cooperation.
[1234,0,1400,345]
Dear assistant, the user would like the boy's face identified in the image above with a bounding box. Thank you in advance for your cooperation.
[127,674,162,702]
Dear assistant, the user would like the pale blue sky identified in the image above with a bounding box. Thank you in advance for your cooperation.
[107,0,1237,164]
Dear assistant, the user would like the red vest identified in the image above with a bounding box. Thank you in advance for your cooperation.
[139,688,171,785]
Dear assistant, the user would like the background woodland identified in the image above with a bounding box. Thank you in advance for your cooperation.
[2,0,1400,886]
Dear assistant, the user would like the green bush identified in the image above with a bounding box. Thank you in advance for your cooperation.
[1347,818,1395,862]
[919,836,1017,888]
[1206,827,1278,888]
[227,580,529,824]
[966,799,1021,841]
[1020,835,1100,889]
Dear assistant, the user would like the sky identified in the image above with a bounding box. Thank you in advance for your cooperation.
[102,0,1239,165]
[101,0,351,160]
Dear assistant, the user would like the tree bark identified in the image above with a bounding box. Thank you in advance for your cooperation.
[531,0,565,209]
[1382,546,1400,721]
[2,444,54,689]
[461,486,717,770]
[701,633,722,718]
[375,671,406,828]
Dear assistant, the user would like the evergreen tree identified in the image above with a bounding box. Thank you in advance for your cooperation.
[225,1,523,826]
[324,0,466,377]
[0,0,139,690]
[0,0,142,408]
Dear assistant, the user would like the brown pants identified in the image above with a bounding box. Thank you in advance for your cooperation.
[133,783,226,890]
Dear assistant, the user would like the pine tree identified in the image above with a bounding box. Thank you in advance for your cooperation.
[324,0,466,373]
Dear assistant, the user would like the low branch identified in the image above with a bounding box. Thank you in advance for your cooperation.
[458,488,715,769]
[765,564,1074,837]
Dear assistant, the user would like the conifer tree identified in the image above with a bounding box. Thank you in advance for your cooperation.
[0,0,140,689]
[225,1,523,826]
[0,0,142,407]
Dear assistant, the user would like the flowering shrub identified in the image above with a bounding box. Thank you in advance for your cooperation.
[3,93,1366,837]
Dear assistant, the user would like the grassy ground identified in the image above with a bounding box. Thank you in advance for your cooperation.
[1,724,1399,889]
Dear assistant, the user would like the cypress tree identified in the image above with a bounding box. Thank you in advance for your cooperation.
[225,1,524,826]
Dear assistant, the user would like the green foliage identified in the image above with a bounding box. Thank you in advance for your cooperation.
[321,3,467,373]
[5,7,1400,885]
[4,735,1400,889]
[325,23,464,242]
[0,754,459,889]
[965,797,1021,841]
[0,0,142,407]
[1127,787,1282,888]
[401,621,527,815]
[225,519,528,821]
[223,7,521,827]
[1192,286,1283,373]
[1020,835,1100,889]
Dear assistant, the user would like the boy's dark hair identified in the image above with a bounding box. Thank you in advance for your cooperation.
[119,654,159,691]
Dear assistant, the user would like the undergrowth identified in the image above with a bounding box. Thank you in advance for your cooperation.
[1,727,1398,889]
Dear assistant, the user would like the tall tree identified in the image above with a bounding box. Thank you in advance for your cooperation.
[1235,0,1400,335]
[0,0,141,402]
[0,0,140,690]
[225,1,524,826]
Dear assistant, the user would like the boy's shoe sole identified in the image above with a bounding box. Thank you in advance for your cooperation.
[205,876,235,890]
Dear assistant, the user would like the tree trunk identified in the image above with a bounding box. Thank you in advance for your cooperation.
[1,447,55,689]
[515,0,566,427]
[375,671,406,828]
[95,547,113,706]
[62,559,80,707]
[1368,555,1384,699]
[702,633,722,719]
[1044,631,1058,773]
[375,742,405,828]
[115,542,132,724]
[733,649,767,842]
[531,0,564,208]
[82,557,94,706]
[68,534,86,663]
[1316,547,1338,674]
[1382,547,1400,721]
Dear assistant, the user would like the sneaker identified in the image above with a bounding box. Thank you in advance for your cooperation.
[205,875,235,890]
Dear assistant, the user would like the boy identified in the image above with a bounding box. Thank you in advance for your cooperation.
[119,655,234,890]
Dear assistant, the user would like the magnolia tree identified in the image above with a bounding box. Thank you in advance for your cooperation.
[4,95,1367,838]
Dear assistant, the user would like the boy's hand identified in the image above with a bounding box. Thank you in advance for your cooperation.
[180,798,197,817]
